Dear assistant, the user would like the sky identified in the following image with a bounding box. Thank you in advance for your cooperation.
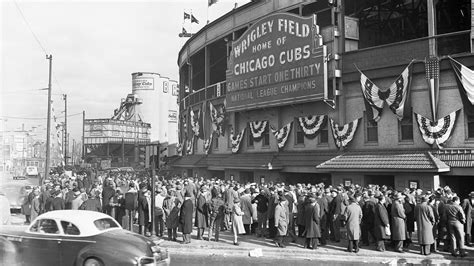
[1,0,249,142]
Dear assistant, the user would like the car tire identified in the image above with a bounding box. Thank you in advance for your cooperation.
[83,257,103,266]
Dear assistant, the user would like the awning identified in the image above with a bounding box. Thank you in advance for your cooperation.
[315,150,450,173]
[196,154,230,171]
[432,149,474,168]
[218,152,283,170]
[171,155,206,168]
[277,151,338,173]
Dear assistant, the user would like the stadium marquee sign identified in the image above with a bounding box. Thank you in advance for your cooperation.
[226,13,328,112]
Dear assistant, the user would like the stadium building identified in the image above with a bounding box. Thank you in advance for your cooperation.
[171,0,474,198]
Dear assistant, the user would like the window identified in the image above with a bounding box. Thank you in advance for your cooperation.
[399,113,414,141]
[262,125,270,146]
[61,221,80,235]
[295,121,304,145]
[319,125,328,144]
[467,114,474,139]
[93,218,120,231]
[30,219,59,234]
[247,126,254,147]
[213,134,219,149]
[365,112,378,142]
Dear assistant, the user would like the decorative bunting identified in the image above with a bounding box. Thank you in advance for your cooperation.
[184,12,190,20]
[176,143,183,156]
[329,118,360,150]
[208,0,218,7]
[415,110,459,148]
[449,56,474,116]
[186,137,194,155]
[359,63,412,124]
[190,108,204,139]
[230,128,246,154]
[203,134,213,155]
[425,57,440,120]
[249,120,268,140]
[191,14,199,24]
[209,101,226,136]
[51,101,64,166]
[271,122,293,149]
[297,115,326,138]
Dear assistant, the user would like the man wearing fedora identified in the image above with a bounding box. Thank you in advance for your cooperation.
[391,192,406,253]
[461,191,474,246]
[304,194,321,249]
[445,196,467,257]
[415,195,435,255]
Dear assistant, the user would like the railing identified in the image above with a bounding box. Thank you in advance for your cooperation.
[181,81,227,109]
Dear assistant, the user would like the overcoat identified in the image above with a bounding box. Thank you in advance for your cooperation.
[194,193,209,228]
[374,202,390,240]
[232,204,246,234]
[303,202,321,238]
[240,194,253,225]
[344,202,363,240]
[31,196,40,221]
[461,198,473,234]
[137,192,149,226]
[414,202,435,245]
[163,196,180,229]
[180,198,194,234]
[316,197,329,230]
[390,201,406,241]
[296,196,307,226]
[275,202,289,236]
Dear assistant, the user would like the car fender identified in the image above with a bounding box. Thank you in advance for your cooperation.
[75,244,137,266]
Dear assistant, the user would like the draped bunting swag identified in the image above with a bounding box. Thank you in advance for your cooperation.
[203,134,213,155]
[450,57,474,116]
[51,101,64,165]
[359,64,412,124]
[186,137,194,155]
[176,143,183,156]
[297,115,327,138]
[230,128,245,154]
[271,122,293,149]
[190,108,204,139]
[209,101,226,136]
[414,110,459,148]
[249,120,268,140]
[329,118,360,150]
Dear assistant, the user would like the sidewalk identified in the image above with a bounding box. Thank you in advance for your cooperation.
[152,228,474,265]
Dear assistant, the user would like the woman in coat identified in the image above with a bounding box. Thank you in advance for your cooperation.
[194,187,209,240]
[374,194,390,252]
[391,193,407,253]
[344,193,363,253]
[303,195,321,249]
[232,198,245,245]
[414,196,435,255]
[180,193,194,244]
[274,195,289,248]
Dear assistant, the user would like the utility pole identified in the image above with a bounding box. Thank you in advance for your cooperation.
[82,111,85,160]
[63,94,67,166]
[44,55,53,186]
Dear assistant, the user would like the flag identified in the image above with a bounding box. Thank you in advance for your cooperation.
[329,118,360,150]
[359,63,412,124]
[415,110,459,148]
[182,27,188,34]
[271,122,293,149]
[449,57,474,116]
[208,0,218,6]
[425,57,440,120]
[184,12,190,20]
[191,14,199,24]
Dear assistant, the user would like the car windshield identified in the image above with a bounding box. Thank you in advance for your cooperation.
[93,218,119,231]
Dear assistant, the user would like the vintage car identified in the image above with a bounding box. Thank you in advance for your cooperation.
[0,210,170,266]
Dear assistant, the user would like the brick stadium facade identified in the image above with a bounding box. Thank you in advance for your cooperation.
[171,0,474,198]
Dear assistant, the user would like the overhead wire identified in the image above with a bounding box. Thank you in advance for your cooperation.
[13,0,48,56]
[0,112,84,120]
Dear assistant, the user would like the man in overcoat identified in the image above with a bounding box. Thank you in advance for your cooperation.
[391,193,407,253]
[163,188,179,241]
[374,194,390,252]
[137,183,150,236]
[274,195,289,248]
[344,193,363,253]
[461,192,473,246]
[195,186,209,240]
[208,191,225,241]
[414,195,435,255]
[180,192,194,244]
[316,191,329,245]
[445,196,467,257]
[361,192,376,246]
[304,194,321,249]
[240,188,254,235]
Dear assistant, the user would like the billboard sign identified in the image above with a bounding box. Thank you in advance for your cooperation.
[226,13,327,112]
[133,77,154,90]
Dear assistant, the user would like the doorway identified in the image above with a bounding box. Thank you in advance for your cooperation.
[440,175,474,199]
[365,175,395,189]
[239,171,254,184]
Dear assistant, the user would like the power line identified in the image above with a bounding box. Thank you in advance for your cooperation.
[0,112,84,120]
[13,0,48,55]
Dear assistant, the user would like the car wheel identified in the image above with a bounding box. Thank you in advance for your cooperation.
[83,257,103,266]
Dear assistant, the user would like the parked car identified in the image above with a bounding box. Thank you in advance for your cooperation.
[0,210,170,266]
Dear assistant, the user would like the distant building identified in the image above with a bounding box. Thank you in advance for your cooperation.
[172,0,474,198]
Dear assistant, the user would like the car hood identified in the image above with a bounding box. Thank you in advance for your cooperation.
[98,229,154,255]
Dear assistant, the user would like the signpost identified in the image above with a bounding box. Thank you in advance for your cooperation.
[226,13,328,112]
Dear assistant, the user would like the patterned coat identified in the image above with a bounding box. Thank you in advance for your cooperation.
[303,202,321,238]
[414,202,435,245]
[374,202,390,240]
[391,201,406,241]
[344,202,363,240]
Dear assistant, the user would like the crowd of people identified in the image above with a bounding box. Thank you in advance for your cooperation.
[21,169,473,258]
